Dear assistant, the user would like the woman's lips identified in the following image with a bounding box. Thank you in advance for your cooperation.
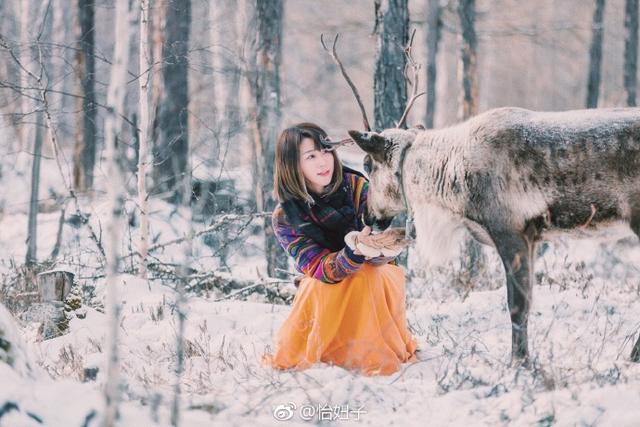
[318,170,330,177]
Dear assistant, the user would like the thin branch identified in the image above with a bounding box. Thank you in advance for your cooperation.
[119,212,273,260]
[0,32,107,263]
[320,33,371,131]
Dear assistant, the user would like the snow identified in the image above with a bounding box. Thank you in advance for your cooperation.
[2,147,640,426]
[4,244,640,426]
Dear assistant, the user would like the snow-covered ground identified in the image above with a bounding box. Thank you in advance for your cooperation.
[4,252,640,426]
[2,148,640,426]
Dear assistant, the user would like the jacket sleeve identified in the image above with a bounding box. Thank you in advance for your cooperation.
[353,175,400,267]
[272,208,366,284]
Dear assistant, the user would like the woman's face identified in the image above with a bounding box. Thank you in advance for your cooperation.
[298,137,334,194]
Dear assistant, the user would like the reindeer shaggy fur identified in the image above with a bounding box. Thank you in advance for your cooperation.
[349,106,640,362]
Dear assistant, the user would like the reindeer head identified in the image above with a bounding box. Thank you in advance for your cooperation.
[349,127,420,231]
[320,31,425,229]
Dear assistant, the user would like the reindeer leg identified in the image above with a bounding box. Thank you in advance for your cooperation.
[632,337,640,363]
[488,227,534,364]
[629,205,640,362]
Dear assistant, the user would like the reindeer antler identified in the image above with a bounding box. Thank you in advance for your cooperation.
[321,33,372,132]
[319,136,354,150]
[396,29,426,129]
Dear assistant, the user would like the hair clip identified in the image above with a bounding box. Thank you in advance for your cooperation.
[321,136,354,150]
[320,136,339,151]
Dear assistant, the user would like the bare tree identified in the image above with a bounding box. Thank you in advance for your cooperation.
[26,111,44,265]
[23,1,52,265]
[425,0,442,129]
[211,1,243,151]
[18,0,31,150]
[624,0,638,106]
[247,0,287,278]
[138,0,152,278]
[373,0,409,130]
[457,0,484,283]
[457,0,478,120]
[22,0,37,265]
[151,0,191,202]
[103,0,133,424]
[171,158,192,427]
[72,0,97,193]
[586,0,605,108]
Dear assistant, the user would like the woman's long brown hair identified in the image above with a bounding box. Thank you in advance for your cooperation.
[273,123,343,205]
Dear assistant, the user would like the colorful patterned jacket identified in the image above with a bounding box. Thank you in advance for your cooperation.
[272,171,399,284]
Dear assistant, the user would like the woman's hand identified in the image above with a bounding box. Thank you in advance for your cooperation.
[344,226,410,257]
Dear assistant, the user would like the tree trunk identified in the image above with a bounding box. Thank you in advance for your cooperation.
[211,0,243,163]
[624,0,638,106]
[457,0,483,281]
[248,0,287,279]
[37,270,74,302]
[425,0,442,129]
[72,0,97,193]
[149,0,165,168]
[372,0,409,266]
[373,0,409,130]
[23,0,51,265]
[138,0,152,279]
[151,0,191,203]
[25,111,44,264]
[103,0,133,424]
[586,0,605,108]
[171,158,192,427]
[457,0,478,120]
[50,0,66,125]
[18,0,31,152]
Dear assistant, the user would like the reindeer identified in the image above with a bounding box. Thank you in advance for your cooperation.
[321,33,640,363]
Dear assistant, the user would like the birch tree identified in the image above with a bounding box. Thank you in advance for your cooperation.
[18,0,31,150]
[22,0,37,265]
[24,1,52,264]
[26,111,43,264]
[138,0,151,278]
[586,0,605,108]
[103,0,133,424]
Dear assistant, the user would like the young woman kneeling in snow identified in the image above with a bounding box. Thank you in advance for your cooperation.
[262,122,419,376]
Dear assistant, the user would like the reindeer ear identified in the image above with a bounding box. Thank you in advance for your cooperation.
[348,130,386,159]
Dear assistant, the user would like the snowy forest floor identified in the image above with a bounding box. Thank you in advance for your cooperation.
[2,193,640,426]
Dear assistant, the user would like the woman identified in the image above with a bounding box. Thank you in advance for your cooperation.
[261,122,418,376]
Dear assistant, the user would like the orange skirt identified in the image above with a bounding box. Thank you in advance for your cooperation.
[262,262,418,376]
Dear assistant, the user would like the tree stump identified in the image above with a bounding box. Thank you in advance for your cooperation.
[31,270,74,339]
[37,270,73,302]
